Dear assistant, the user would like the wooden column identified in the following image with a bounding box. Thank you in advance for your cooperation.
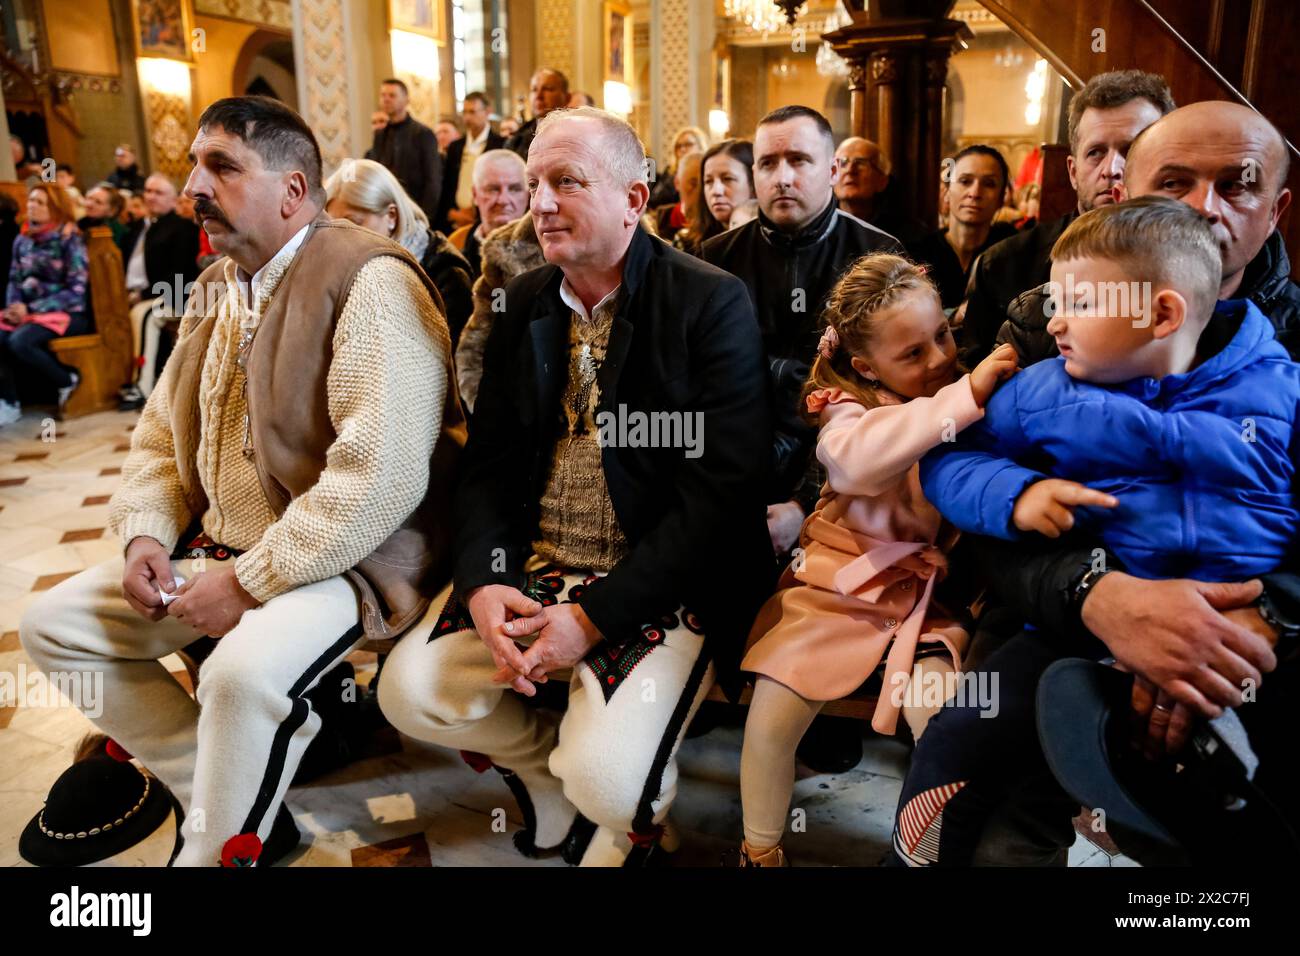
[824,3,971,229]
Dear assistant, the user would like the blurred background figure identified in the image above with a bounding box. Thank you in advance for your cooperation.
[105,144,144,193]
[655,149,701,242]
[1,184,89,424]
[124,192,147,224]
[436,91,505,233]
[434,115,464,156]
[9,136,41,180]
[366,78,443,224]
[649,125,709,208]
[118,173,200,408]
[504,68,570,158]
[77,181,129,249]
[55,165,86,220]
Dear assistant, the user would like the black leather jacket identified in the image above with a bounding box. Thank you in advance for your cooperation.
[701,196,900,506]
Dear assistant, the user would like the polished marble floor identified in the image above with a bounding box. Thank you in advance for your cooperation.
[0,407,1128,867]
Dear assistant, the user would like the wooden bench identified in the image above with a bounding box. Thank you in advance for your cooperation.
[48,226,134,418]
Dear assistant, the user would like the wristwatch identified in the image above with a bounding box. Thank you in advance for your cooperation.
[1255,587,1300,662]
[1065,563,1112,620]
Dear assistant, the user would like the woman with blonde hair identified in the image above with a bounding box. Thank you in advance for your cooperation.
[649,125,710,208]
[324,157,474,344]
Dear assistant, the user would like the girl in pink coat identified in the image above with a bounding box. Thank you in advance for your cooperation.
[737,254,1019,867]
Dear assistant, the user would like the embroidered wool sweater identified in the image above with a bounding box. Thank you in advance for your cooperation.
[109,245,448,604]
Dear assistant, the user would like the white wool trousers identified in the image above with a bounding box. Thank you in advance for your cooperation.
[379,570,714,859]
[20,554,364,866]
[130,297,177,398]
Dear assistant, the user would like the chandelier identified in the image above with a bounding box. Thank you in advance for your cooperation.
[724,0,808,36]
[815,5,852,79]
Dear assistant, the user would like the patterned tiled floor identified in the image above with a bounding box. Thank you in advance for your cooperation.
[0,407,1127,867]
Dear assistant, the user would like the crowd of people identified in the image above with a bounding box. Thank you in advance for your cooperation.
[12,64,1300,869]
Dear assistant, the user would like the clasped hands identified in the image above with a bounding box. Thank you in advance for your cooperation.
[1082,570,1279,762]
[465,584,604,696]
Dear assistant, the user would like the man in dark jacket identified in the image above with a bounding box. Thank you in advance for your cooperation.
[105,143,146,193]
[702,105,900,775]
[892,101,1300,866]
[365,78,442,223]
[702,105,900,544]
[961,70,1174,362]
[119,173,201,404]
[503,69,570,160]
[378,107,773,867]
[434,91,505,232]
[834,136,927,246]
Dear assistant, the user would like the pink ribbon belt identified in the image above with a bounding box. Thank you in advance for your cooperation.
[805,522,950,735]
[831,539,943,598]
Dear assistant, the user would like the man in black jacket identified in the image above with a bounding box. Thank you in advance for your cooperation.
[119,173,201,404]
[834,136,927,246]
[702,105,900,776]
[702,105,900,549]
[892,101,1300,866]
[503,69,570,160]
[365,78,442,223]
[105,143,146,193]
[379,107,774,866]
[434,91,505,232]
[961,70,1174,362]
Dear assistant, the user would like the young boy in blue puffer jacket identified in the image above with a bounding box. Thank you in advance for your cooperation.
[887,195,1298,869]
[921,195,1300,582]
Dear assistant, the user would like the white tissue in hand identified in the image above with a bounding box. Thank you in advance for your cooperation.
[158,575,186,605]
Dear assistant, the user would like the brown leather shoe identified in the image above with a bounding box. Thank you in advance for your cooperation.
[738,839,790,867]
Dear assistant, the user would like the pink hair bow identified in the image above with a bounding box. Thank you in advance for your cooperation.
[818,325,840,360]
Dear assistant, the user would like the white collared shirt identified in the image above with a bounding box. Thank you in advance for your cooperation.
[235,223,310,311]
[455,124,492,210]
[558,277,620,322]
[125,217,152,293]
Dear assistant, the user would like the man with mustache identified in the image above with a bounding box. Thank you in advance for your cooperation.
[22,95,465,867]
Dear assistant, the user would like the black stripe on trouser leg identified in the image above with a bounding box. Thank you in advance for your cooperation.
[237,622,364,835]
[630,641,711,834]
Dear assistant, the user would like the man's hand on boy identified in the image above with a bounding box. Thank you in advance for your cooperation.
[1083,574,1277,718]
[969,342,1020,407]
[1012,478,1118,538]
